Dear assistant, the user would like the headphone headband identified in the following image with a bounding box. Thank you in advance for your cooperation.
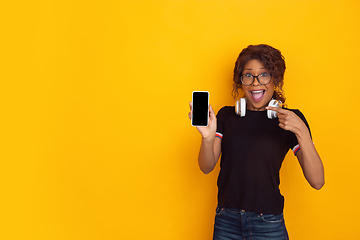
[235,98,282,119]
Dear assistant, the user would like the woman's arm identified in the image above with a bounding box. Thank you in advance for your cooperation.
[198,137,221,174]
[295,133,324,190]
[189,102,222,174]
[266,106,325,189]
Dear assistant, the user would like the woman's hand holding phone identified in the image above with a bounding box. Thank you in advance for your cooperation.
[189,102,217,140]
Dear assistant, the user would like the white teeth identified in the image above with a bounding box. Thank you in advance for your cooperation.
[251,90,264,93]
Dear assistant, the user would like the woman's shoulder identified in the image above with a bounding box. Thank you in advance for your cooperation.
[283,107,303,116]
[283,107,308,124]
[217,106,235,115]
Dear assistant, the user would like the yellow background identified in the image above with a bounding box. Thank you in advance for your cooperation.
[1,0,359,239]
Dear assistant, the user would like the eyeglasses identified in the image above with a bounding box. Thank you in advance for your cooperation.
[240,73,272,86]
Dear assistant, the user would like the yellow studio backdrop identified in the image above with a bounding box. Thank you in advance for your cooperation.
[1,0,359,239]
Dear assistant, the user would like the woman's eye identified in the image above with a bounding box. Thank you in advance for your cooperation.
[260,73,269,77]
[244,73,252,77]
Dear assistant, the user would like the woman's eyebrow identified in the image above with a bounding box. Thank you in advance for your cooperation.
[245,67,267,70]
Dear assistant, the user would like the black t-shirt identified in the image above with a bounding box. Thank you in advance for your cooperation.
[215,106,311,214]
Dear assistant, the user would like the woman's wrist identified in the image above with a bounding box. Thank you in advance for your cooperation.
[202,133,216,142]
[295,124,311,142]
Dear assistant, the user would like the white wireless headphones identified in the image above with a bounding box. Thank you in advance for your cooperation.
[235,98,282,119]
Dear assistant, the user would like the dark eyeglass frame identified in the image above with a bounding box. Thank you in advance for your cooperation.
[240,73,272,86]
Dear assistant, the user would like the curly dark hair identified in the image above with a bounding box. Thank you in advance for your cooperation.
[232,44,286,105]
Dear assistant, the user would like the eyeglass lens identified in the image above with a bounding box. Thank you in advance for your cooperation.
[241,74,271,85]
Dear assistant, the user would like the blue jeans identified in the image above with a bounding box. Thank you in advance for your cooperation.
[213,206,289,240]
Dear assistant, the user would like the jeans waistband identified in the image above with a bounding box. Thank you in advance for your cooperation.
[217,205,283,216]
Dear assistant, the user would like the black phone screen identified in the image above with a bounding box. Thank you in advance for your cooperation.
[192,91,209,127]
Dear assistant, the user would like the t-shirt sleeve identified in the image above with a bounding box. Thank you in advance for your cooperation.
[288,109,312,155]
[215,106,227,140]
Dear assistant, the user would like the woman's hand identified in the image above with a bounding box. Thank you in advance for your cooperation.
[189,102,217,139]
[266,106,307,136]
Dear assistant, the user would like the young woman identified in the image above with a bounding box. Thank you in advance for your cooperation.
[189,44,324,240]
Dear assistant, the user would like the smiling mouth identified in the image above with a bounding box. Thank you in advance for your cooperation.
[250,90,265,102]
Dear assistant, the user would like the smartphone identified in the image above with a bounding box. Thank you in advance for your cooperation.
[191,91,209,127]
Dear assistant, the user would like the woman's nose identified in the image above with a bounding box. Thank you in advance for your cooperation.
[251,76,261,86]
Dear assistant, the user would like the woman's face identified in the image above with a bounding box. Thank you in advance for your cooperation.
[241,59,275,111]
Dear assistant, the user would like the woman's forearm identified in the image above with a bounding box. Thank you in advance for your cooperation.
[198,136,218,174]
[296,129,325,190]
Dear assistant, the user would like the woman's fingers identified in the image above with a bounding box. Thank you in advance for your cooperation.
[209,104,215,119]
[188,101,193,120]
[266,106,286,115]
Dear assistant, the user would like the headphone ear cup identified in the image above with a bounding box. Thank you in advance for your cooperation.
[235,100,240,116]
[240,98,246,117]
[267,99,282,119]
[235,98,246,117]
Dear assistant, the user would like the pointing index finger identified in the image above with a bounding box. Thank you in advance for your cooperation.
[266,106,286,115]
